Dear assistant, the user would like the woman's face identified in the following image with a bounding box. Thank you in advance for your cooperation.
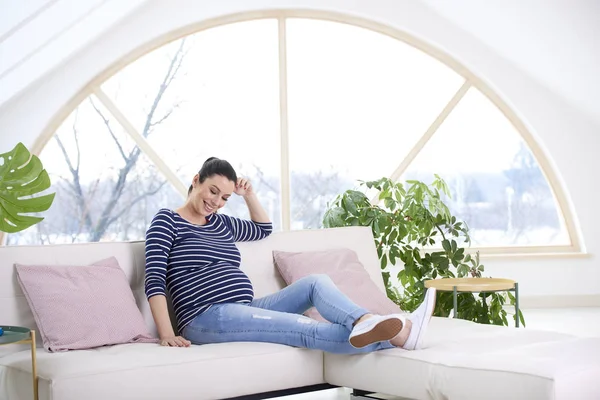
[191,174,235,216]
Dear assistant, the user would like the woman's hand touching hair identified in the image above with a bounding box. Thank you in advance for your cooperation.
[234,177,253,197]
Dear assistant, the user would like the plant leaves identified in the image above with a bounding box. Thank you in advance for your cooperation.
[442,239,451,252]
[380,253,388,270]
[342,193,357,215]
[0,143,55,233]
[519,310,526,327]
[384,197,396,211]
[320,175,524,328]
[323,207,346,228]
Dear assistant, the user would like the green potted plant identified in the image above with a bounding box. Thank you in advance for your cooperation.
[323,175,524,327]
[0,143,55,233]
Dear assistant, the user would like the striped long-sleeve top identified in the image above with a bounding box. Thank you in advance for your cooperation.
[144,208,273,333]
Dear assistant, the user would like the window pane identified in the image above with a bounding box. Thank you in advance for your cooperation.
[286,19,464,229]
[403,88,569,246]
[6,97,182,245]
[101,20,281,229]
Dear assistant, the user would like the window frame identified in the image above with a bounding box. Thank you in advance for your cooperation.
[2,10,580,257]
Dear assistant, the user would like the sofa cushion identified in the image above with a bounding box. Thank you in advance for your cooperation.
[0,342,325,400]
[273,248,401,321]
[324,317,600,400]
[15,257,157,352]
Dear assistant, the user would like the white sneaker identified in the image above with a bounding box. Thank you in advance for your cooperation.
[349,314,405,349]
[402,287,437,350]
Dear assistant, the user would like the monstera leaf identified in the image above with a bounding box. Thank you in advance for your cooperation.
[0,143,55,233]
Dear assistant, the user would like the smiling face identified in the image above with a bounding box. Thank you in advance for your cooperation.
[190,174,235,217]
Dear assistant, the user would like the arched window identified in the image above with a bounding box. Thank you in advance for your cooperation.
[403,88,568,247]
[6,16,574,253]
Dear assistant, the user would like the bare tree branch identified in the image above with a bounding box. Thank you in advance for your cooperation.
[35,223,46,245]
[164,43,189,89]
[89,97,128,162]
[105,180,168,228]
[90,42,187,241]
[72,108,82,172]
[143,39,187,138]
[149,104,179,128]
[56,178,78,198]
[55,130,94,231]
[56,133,75,174]
[54,173,73,184]
[47,38,189,244]
[252,164,279,193]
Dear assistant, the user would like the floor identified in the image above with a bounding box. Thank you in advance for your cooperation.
[274,307,600,399]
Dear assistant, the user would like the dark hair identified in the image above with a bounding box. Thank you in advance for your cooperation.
[188,157,237,195]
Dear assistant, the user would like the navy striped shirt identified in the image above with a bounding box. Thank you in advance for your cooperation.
[144,208,273,333]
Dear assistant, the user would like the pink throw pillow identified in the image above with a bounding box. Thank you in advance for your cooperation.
[15,257,157,352]
[273,248,401,322]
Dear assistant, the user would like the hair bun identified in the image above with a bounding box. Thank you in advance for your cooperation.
[195,157,237,188]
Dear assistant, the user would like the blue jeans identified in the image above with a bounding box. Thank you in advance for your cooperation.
[182,274,395,354]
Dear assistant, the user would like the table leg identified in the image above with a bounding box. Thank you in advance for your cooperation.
[30,330,38,400]
[515,283,520,328]
[453,286,458,318]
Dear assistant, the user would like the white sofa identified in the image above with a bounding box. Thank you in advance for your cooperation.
[1,226,599,400]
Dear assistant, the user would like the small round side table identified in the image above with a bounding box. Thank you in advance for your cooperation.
[0,326,38,399]
[424,278,520,327]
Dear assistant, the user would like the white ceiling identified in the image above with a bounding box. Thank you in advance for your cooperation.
[0,0,147,107]
[421,0,600,126]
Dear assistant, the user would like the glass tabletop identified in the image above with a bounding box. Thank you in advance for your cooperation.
[0,326,31,345]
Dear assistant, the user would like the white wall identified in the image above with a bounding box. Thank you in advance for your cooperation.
[423,0,600,126]
[0,0,598,304]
